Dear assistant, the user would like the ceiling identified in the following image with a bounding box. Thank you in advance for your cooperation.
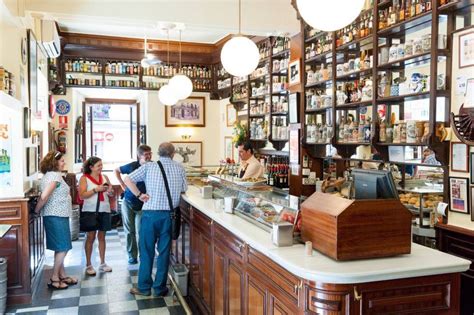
[25,0,301,43]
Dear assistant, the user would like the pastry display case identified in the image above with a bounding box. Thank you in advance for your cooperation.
[207,175,301,232]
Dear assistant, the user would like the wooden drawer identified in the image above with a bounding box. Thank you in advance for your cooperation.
[306,287,351,315]
[247,247,301,301]
[191,207,212,236]
[0,204,23,221]
[213,222,245,262]
[444,235,474,277]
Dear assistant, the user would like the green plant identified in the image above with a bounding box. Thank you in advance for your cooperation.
[232,121,246,147]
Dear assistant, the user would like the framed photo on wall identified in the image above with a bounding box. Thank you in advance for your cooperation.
[26,146,38,176]
[289,59,300,86]
[165,96,205,127]
[451,142,469,172]
[459,30,474,69]
[289,92,300,124]
[171,141,203,167]
[449,177,469,214]
[27,30,37,112]
[226,104,237,127]
[471,187,474,222]
[23,107,31,139]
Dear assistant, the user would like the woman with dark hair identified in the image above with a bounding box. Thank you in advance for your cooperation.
[79,156,114,276]
[35,151,77,290]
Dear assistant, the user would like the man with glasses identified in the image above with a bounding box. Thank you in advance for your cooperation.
[115,144,152,264]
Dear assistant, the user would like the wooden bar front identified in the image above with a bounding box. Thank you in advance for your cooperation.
[173,198,461,315]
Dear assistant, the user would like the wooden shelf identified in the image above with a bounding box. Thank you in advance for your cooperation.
[305,32,327,43]
[271,138,289,142]
[336,100,373,109]
[305,106,332,113]
[376,142,429,146]
[218,86,232,91]
[336,68,373,80]
[142,75,171,78]
[271,112,288,116]
[65,84,103,88]
[233,80,249,86]
[305,52,332,64]
[336,142,372,146]
[272,68,288,75]
[438,1,467,13]
[250,74,269,81]
[250,94,269,99]
[377,91,431,102]
[377,11,432,37]
[377,52,432,69]
[105,86,141,90]
[377,0,392,8]
[305,79,333,88]
[258,56,271,65]
[249,139,268,141]
[305,141,331,145]
[65,71,102,75]
[231,97,248,103]
[336,34,373,51]
[272,91,288,95]
[105,73,140,77]
[272,49,290,58]
[249,114,269,118]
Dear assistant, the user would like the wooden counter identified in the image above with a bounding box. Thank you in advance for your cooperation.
[173,186,470,314]
[0,198,44,305]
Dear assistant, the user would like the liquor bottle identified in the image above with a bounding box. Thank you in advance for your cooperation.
[399,0,406,21]
[410,0,416,17]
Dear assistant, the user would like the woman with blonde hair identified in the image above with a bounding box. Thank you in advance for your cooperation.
[79,156,114,275]
[35,151,77,290]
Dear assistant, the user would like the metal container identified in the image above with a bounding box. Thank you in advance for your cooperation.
[0,257,7,315]
[271,221,293,247]
[69,205,80,241]
[201,186,213,199]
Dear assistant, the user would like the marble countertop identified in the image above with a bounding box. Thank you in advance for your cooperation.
[182,186,471,284]
[0,224,12,238]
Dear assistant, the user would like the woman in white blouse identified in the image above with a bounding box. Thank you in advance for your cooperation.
[35,151,77,290]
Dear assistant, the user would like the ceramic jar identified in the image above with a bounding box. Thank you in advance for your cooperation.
[406,120,417,143]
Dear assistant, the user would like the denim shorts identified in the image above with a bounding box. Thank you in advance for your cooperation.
[43,215,72,252]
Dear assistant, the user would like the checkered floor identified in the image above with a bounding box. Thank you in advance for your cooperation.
[6,228,186,315]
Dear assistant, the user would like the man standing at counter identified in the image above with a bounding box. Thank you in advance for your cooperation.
[124,142,187,297]
[237,141,264,179]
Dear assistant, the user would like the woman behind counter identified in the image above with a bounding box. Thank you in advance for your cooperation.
[35,151,77,290]
[79,156,114,276]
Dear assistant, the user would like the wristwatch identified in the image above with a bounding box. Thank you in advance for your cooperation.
[136,192,142,198]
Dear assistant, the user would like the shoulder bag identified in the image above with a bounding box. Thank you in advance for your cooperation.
[157,161,181,240]
[79,193,100,232]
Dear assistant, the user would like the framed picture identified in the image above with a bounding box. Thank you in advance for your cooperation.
[27,30,37,111]
[459,30,474,69]
[26,146,38,176]
[226,104,237,127]
[165,96,205,127]
[470,152,474,184]
[224,136,233,160]
[471,187,474,222]
[289,59,301,86]
[171,141,203,166]
[289,92,300,124]
[289,129,299,164]
[449,177,469,214]
[23,107,31,139]
[451,142,469,172]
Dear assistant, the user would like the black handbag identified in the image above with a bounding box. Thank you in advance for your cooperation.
[158,161,181,240]
[79,193,100,232]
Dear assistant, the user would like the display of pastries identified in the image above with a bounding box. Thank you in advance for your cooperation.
[399,192,443,210]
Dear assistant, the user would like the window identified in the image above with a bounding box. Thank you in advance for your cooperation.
[83,99,140,169]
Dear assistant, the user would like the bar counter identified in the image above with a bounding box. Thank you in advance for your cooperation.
[178,185,470,314]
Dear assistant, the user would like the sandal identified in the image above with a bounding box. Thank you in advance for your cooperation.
[47,278,68,290]
[60,276,78,285]
[85,265,96,276]
[99,263,112,272]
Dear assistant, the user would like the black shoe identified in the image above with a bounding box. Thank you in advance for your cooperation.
[153,288,169,297]
[128,257,138,264]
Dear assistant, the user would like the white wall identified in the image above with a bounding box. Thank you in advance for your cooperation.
[448,26,474,231]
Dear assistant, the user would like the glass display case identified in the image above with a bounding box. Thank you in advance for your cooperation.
[207,175,301,233]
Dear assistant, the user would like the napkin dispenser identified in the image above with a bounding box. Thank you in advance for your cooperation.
[272,221,294,247]
[201,186,213,199]
[224,197,235,214]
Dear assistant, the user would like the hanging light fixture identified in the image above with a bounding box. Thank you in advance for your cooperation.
[141,33,161,68]
[159,28,178,106]
[169,29,193,100]
[220,0,260,77]
[296,0,365,32]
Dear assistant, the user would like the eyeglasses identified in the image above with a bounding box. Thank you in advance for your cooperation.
[54,151,62,160]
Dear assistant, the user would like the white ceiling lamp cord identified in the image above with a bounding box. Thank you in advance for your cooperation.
[178,29,182,74]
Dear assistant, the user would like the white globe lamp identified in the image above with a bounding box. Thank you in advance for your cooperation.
[221,36,260,77]
[159,84,178,106]
[170,74,193,100]
[296,0,365,32]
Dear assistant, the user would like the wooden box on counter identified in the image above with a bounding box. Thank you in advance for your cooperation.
[301,192,412,261]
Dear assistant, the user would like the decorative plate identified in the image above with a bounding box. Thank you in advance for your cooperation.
[56,99,71,115]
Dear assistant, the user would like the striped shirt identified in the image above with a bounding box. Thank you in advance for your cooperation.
[127,157,187,210]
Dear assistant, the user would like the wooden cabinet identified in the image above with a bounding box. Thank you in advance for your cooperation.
[182,199,463,315]
[0,198,43,305]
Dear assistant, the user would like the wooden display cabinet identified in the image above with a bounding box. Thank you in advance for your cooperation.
[180,198,462,314]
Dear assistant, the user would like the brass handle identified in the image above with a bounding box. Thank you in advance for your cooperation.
[354,286,362,301]
[294,284,298,293]
[238,243,246,251]
[298,280,303,290]
[207,220,213,225]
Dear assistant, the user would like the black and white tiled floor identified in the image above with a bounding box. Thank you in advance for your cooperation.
[6,228,186,315]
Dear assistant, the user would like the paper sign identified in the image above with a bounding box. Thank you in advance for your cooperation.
[302,168,310,176]
[437,202,448,217]
[456,76,467,95]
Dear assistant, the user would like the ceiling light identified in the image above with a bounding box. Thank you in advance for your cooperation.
[220,0,260,77]
[169,29,193,100]
[159,84,178,106]
[141,34,161,67]
[296,0,365,32]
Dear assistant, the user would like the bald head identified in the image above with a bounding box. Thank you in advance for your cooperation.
[158,142,175,158]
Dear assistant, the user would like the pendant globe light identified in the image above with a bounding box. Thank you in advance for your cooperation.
[296,0,365,32]
[159,29,178,106]
[169,29,193,100]
[220,0,260,77]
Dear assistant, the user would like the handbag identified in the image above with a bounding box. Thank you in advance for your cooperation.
[157,161,181,240]
[79,193,100,232]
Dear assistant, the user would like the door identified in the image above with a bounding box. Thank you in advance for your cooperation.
[247,274,267,315]
[269,294,297,315]
[214,245,225,315]
[190,227,201,293]
[228,259,244,315]
[201,232,212,310]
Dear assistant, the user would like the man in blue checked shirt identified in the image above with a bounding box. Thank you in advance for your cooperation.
[124,142,187,297]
